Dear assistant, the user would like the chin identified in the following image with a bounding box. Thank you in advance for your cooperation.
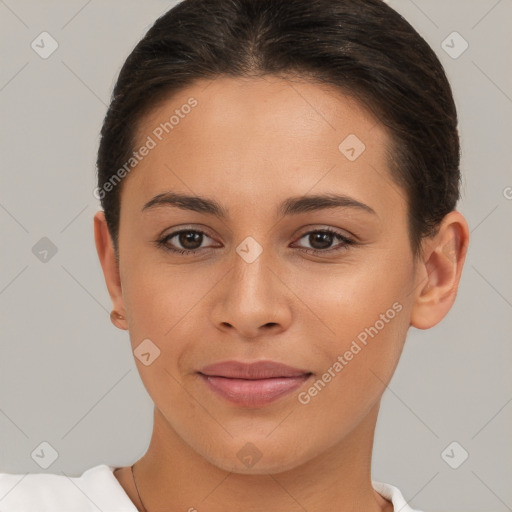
[201,436,313,475]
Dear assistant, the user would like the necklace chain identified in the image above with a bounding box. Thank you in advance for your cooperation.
[131,463,149,512]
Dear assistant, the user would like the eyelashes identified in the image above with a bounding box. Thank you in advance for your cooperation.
[292,227,355,255]
[156,229,215,255]
[155,227,356,256]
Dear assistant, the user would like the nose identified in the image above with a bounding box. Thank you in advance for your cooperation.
[210,244,293,339]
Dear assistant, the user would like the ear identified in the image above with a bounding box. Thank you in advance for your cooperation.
[410,210,470,330]
[94,211,128,330]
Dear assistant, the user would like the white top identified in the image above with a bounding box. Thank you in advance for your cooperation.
[0,464,424,511]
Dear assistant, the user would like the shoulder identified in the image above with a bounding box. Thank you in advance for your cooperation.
[0,464,137,512]
[372,480,425,512]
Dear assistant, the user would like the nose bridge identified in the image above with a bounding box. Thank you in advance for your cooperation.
[229,233,276,302]
[210,228,291,334]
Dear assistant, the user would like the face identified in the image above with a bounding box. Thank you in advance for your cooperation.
[108,76,423,473]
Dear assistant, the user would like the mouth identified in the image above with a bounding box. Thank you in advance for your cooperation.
[197,360,313,407]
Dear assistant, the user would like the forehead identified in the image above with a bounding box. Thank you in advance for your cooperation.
[136,75,385,151]
[124,75,401,219]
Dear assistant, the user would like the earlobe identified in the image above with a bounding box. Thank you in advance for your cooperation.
[410,211,469,330]
[93,211,128,330]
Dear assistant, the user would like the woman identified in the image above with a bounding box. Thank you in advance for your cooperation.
[0,0,469,510]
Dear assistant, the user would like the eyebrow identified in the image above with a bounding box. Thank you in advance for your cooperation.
[141,191,377,217]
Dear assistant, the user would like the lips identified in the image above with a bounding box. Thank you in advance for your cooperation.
[199,360,311,379]
[197,360,312,407]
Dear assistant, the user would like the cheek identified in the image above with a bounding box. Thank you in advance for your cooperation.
[120,265,199,405]
[126,273,187,332]
[121,259,224,373]
[293,251,413,405]
[294,250,412,339]
[295,279,410,437]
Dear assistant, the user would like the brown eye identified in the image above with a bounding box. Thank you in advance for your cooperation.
[308,231,335,250]
[294,228,355,254]
[177,231,204,250]
[158,229,214,254]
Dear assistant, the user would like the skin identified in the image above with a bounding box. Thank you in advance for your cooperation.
[94,75,469,512]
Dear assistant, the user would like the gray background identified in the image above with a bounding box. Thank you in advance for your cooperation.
[1,0,511,510]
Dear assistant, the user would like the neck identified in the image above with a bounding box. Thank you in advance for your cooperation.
[129,401,392,512]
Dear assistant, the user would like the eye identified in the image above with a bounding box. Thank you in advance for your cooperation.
[156,229,216,255]
[156,227,356,256]
[292,228,355,254]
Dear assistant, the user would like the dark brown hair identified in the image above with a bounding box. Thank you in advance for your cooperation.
[96,0,461,260]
